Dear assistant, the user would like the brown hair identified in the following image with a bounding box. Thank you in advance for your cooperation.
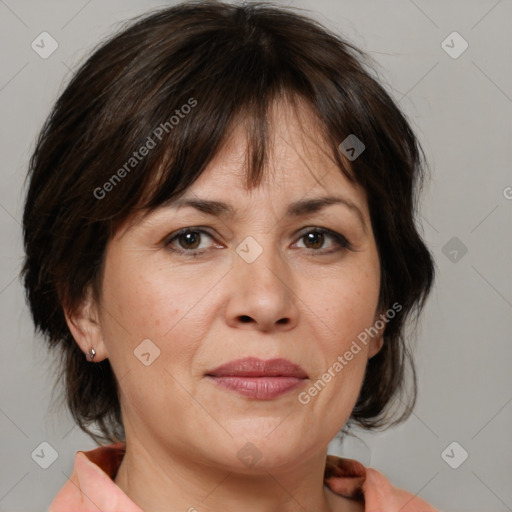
[21,0,435,444]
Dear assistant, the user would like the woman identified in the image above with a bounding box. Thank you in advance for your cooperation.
[21,1,438,510]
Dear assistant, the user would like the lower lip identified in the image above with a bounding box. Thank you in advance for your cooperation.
[207,376,305,399]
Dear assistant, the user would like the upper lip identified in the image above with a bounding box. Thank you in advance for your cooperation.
[206,357,308,378]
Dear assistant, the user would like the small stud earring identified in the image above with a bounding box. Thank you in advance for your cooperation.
[86,348,96,362]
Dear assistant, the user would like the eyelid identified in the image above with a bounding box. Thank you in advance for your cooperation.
[164,226,352,255]
[292,227,352,252]
[164,226,217,248]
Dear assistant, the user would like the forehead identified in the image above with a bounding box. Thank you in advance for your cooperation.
[187,98,363,200]
[116,97,369,236]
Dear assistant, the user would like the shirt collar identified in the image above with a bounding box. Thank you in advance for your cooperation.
[50,442,437,511]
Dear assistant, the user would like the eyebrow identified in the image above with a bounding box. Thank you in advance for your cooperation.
[168,195,367,233]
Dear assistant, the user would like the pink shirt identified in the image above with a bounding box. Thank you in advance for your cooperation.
[49,442,439,511]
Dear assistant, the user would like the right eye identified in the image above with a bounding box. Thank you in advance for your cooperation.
[165,228,219,257]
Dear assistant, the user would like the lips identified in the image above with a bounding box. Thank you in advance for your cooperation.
[206,357,308,378]
[205,357,308,400]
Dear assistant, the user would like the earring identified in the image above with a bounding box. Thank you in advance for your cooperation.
[86,348,96,362]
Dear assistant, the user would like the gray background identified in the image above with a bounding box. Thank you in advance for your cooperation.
[1,0,511,511]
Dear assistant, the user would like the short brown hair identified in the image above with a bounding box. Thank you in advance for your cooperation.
[21,0,435,444]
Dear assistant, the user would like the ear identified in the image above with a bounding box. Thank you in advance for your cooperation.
[367,334,384,359]
[63,285,108,362]
[367,310,386,359]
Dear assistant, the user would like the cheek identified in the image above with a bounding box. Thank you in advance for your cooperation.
[99,255,210,418]
[311,259,380,347]
[99,249,223,373]
[298,258,379,413]
[101,249,191,335]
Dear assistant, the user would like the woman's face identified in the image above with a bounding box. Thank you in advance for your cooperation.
[75,100,383,470]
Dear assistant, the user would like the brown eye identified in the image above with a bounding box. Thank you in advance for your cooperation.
[177,231,201,250]
[303,231,325,250]
[295,228,351,254]
[166,228,217,255]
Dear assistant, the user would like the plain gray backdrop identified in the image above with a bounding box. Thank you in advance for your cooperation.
[1,1,511,511]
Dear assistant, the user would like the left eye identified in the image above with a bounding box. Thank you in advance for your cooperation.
[293,228,350,253]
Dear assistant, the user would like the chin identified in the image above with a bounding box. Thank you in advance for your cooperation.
[206,426,310,472]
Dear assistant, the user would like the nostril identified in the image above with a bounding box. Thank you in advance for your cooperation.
[240,315,252,323]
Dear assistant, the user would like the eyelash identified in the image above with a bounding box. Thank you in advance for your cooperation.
[164,227,352,257]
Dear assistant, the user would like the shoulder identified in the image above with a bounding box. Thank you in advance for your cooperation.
[363,466,439,511]
[49,443,141,512]
[324,455,439,512]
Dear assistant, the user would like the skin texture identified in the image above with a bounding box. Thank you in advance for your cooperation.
[65,99,384,512]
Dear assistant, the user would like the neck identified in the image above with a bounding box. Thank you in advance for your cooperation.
[113,435,352,512]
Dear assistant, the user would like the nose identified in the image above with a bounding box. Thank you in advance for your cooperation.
[224,242,299,332]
